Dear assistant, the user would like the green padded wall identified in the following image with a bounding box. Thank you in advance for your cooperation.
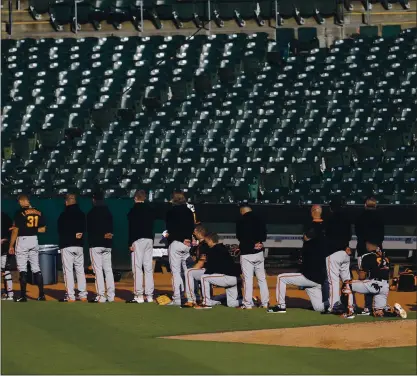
[298,27,317,43]
[1,198,166,269]
[382,25,402,38]
[360,26,379,37]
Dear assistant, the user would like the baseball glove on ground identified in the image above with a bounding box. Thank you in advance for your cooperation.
[156,295,172,305]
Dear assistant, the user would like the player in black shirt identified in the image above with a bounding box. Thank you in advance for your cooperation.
[9,194,47,302]
[1,211,14,300]
[355,197,385,315]
[165,191,195,306]
[341,239,407,319]
[183,225,210,307]
[195,232,241,309]
[87,192,115,303]
[268,205,328,313]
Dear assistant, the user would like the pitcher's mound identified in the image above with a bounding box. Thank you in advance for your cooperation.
[163,320,416,350]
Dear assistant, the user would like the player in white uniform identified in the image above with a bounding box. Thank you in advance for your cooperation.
[268,205,328,313]
[87,192,115,303]
[341,239,407,319]
[126,190,155,304]
[165,191,195,306]
[183,225,209,307]
[57,194,88,302]
[8,194,47,302]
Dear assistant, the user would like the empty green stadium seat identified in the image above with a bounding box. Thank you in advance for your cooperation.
[2,31,417,203]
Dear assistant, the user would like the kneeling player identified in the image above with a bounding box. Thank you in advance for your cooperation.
[183,225,210,307]
[268,205,328,313]
[195,232,241,309]
[341,239,407,319]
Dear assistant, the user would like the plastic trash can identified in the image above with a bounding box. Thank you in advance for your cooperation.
[28,245,59,285]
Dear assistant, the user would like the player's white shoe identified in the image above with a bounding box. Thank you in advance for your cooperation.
[394,303,407,319]
[1,294,14,301]
[341,313,355,319]
[126,296,145,304]
[146,297,153,303]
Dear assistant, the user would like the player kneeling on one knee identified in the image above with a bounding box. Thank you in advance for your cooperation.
[341,239,407,319]
[194,232,241,310]
[268,205,328,313]
[183,225,210,307]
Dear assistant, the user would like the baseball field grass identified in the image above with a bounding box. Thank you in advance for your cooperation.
[1,301,416,375]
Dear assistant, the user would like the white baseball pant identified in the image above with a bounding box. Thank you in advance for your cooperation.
[131,238,154,299]
[61,247,87,301]
[356,255,374,310]
[276,272,325,312]
[185,268,205,303]
[168,240,190,305]
[240,251,269,308]
[326,250,351,309]
[89,247,115,302]
[201,274,240,307]
[1,254,13,297]
[15,236,40,273]
[345,279,389,313]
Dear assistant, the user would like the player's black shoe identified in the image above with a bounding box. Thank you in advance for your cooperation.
[14,296,27,303]
[37,295,46,301]
[266,305,286,313]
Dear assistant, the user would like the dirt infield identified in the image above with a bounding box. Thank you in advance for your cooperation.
[18,273,417,313]
[163,320,417,350]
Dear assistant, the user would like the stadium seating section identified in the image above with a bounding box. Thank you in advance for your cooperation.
[24,0,336,31]
[1,29,417,203]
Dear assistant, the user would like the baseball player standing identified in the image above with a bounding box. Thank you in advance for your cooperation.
[267,205,328,313]
[57,194,88,302]
[87,192,115,303]
[325,198,352,312]
[354,197,384,315]
[341,238,407,319]
[236,204,269,309]
[165,191,195,306]
[8,194,46,302]
[126,190,155,304]
[1,211,14,300]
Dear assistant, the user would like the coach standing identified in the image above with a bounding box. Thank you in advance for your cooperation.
[57,194,88,302]
[87,192,115,303]
[126,190,155,304]
[236,204,269,309]
[166,191,195,306]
